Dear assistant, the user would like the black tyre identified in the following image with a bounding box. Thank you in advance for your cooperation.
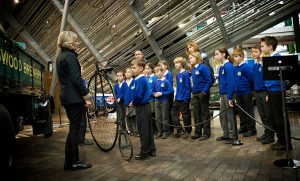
[0,104,16,169]
[118,132,133,161]
[87,73,118,152]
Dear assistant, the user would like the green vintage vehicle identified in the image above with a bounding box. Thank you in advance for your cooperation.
[0,32,53,169]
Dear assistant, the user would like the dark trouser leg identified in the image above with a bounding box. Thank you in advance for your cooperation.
[255,91,274,137]
[125,107,134,133]
[155,101,163,135]
[150,101,158,134]
[192,95,202,136]
[161,101,170,133]
[64,103,83,165]
[220,95,229,138]
[168,95,174,133]
[178,101,192,133]
[236,96,247,132]
[131,115,137,134]
[136,104,156,155]
[199,93,210,136]
[268,92,291,145]
[117,103,126,130]
[171,101,183,132]
[241,94,256,132]
[78,107,87,143]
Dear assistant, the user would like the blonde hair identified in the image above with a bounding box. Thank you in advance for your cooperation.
[131,59,146,70]
[57,31,78,50]
[189,52,202,65]
[186,41,200,55]
[173,57,186,68]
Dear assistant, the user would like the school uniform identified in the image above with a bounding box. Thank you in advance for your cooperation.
[191,64,212,139]
[172,69,192,136]
[146,74,158,134]
[218,60,236,141]
[235,61,256,137]
[124,78,137,135]
[266,52,292,150]
[114,81,127,129]
[253,61,274,143]
[132,74,156,158]
[152,77,174,138]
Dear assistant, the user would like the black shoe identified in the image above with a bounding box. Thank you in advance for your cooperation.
[243,130,257,137]
[261,137,275,144]
[216,136,229,141]
[182,132,190,139]
[199,134,209,141]
[191,134,201,139]
[237,128,246,134]
[173,131,183,138]
[65,161,92,171]
[271,143,293,150]
[134,154,150,160]
[79,139,94,146]
[155,133,162,139]
[149,151,156,157]
[225,138,234,144]
[256,134,267,141]
[162,133,169,139]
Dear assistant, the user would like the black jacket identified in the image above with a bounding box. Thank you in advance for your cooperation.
[56,48,88,106]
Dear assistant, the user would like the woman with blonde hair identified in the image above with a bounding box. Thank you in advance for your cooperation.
[56,31,93,171]
[186,41,215,84]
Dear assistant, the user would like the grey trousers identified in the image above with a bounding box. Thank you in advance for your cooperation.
[220,95,236,139]
[255,91,274,137]
[155,101,169,134]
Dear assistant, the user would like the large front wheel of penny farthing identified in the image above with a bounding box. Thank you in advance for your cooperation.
[87,73,118,152]
[118,132,133,161]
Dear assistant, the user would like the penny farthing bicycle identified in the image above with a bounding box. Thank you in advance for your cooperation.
[87,61,133,160]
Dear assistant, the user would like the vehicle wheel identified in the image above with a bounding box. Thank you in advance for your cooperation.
[118,132,133,161]
[0,104,16,170]
[87,73,118,152]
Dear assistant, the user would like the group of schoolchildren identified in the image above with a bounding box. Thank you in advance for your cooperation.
[114,35,292,160]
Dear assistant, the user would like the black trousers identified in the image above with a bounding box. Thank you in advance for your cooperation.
[255,91,274,137]
[236,94,256,132]
[268,92,291,145]
[64,103,84,164]
[78,106,88,143]
[192,92,210,136]
[117,103,126,130]
[171,100,192,133]
[136,103,156,156]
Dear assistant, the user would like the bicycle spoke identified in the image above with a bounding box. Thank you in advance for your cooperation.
[118,132,133,161]
[87,73,118,152]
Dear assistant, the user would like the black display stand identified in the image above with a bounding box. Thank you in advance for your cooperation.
[263,55,299,169]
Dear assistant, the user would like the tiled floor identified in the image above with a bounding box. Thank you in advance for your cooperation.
[11,108,300,181]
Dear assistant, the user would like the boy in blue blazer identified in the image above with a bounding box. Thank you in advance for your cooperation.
[130,60,156,160]
[232,48,256,137]
[261,36,292,150]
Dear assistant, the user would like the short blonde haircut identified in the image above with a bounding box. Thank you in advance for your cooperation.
[173,57,186,68]
[131,59,146,70]
[189,52,202,65]
[186,41,200,55]
[57,31,77,50]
